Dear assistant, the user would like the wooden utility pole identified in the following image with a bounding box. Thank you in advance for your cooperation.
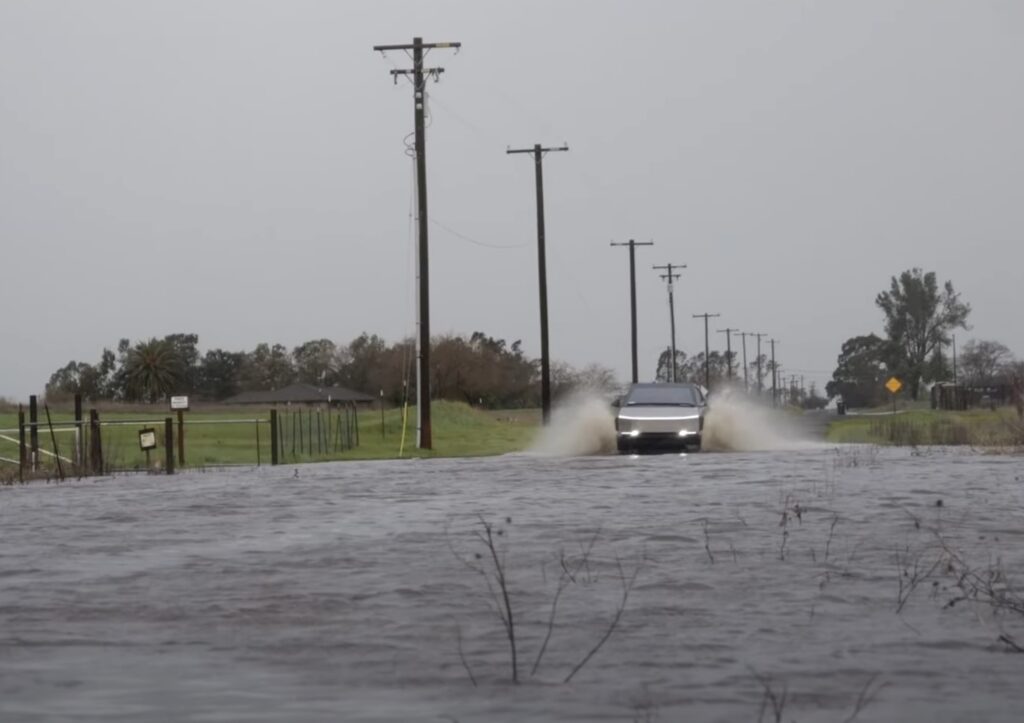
[507,143,568,424]
[611,240,654,383]
[692,313,721,390]
[754,333,767,395]
[770,338,779,407]
[373,37,460,449]
[736,332,753,391]
[653,263,686,382]
[717,327,738,380]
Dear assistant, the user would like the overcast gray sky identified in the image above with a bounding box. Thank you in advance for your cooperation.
[2,0,1022,402]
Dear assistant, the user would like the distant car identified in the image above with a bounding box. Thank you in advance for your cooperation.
[614,382,707,454]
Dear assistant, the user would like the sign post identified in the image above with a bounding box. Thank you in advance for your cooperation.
[170,396,189,468]
[885,376,903,415]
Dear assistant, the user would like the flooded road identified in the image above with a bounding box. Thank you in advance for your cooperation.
[2,447,1024,721]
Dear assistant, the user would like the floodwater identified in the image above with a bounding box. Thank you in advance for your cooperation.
[2,412,1024,721]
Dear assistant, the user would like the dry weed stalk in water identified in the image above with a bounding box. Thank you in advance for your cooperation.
[447,515,641,685]
[751,668,886,723]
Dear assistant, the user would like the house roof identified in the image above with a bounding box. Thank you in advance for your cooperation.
[224,383,375,405]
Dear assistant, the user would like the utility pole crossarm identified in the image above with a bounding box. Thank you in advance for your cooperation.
[653,263,687,280]
[507,145,570,154]
[373,42,462,51]
[390,68,445,78]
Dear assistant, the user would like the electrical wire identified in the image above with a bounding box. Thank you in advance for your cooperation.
[428,217,528,250]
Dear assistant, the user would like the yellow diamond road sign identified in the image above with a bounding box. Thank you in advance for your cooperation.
[886,376,903,394]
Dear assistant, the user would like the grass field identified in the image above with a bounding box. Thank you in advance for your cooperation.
[0,401,542,479]
[827,407,1024,447]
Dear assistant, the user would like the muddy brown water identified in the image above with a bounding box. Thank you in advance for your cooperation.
[2,446,1023,721]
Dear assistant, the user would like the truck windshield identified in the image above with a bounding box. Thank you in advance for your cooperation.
[626,386,700,406]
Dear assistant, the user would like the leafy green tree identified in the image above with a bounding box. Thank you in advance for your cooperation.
[163,333,201,393]
[655,349,688,382]
[335,333,389,393]
[239,343,295,391]
[875,268,971,399]
[198,349,246,400]
[432,332,537,407]
[293,339,337,386]
[826,334,889,408]
[45,361,103,401]
[124,338,184,402]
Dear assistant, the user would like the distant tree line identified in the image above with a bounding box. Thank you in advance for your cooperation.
[44,332,618,408]
[827,268,1023,407]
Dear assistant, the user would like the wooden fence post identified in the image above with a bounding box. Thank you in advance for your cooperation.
[270,409,279,465]
[18,406,26,483]
[164,417,174,474]
[74,394,83,470]
[89,409,103,475]
[29,395,39,471]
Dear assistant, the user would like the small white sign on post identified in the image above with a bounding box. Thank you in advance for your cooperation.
[139,428,157,451]
[170,396,190,411]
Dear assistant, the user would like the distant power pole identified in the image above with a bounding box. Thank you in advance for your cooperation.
[717,327,738,380]
[692,313,721,390]
[754,333,767,395]
[653,262,686,382]
[736,332,752,391]
[507,143,569,424]
[611,239,654,383]
[373,36,461,450]
[769,338,778,407]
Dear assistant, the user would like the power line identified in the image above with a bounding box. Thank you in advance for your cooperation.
[428,217,528,249]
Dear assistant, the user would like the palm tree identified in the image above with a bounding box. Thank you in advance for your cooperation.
[125,338,183,402]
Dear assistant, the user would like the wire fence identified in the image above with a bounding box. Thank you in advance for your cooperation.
[0,403,363,482]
